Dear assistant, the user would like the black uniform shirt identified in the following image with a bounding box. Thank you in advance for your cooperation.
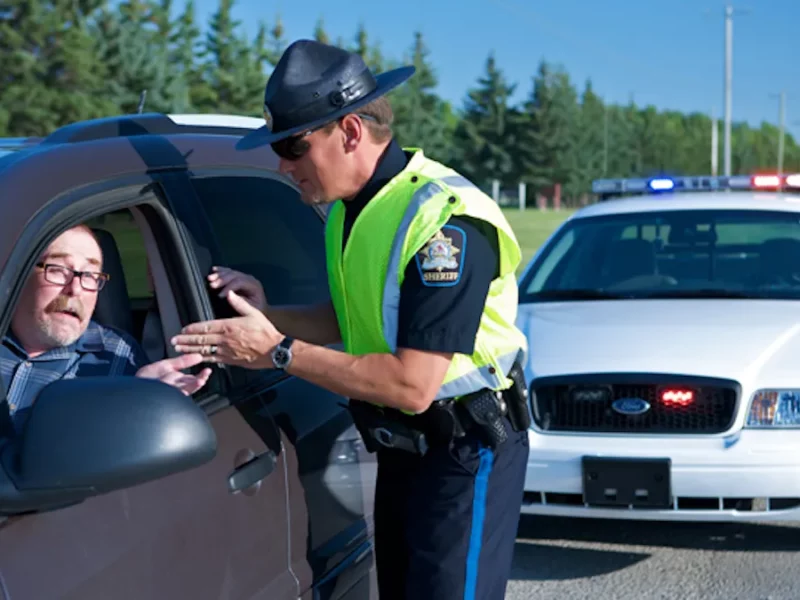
[342,140,499,355]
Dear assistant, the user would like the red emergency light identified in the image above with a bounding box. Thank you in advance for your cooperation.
[752,174,782,189]
[660,388,695,407]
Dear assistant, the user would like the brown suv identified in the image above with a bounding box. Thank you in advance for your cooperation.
[0,114,378,599]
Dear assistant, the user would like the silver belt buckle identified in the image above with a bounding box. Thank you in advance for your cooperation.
[373,427,395,448]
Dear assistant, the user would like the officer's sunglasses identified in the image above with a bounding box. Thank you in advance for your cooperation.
[270,113,379,161]
[36,262,110,292]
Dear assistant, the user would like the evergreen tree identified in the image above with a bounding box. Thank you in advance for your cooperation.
[518,60,579,196]
[451,53,520,187]
[389,32,453,162]
[313,17,330,45]
[93,7,174,114]
[0,4,798,195]
[573,80,606,196]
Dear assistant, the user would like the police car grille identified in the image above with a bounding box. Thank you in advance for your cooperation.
[531,380,738,434]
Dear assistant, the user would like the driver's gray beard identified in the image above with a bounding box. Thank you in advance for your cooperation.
[37,317,83,347]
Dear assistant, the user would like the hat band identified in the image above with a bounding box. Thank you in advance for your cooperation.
[268,69,378,134]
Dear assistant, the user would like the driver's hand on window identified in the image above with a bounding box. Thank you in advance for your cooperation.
[136,354,212,396]
[207,266,267,312]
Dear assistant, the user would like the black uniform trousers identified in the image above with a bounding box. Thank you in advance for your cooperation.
[373,413,528,600]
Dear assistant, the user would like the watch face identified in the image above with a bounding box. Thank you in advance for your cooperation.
[274,347,290,367]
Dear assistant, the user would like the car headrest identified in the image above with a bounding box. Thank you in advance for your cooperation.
[91,228,134,336]
[602,239,657,281]
[759,238,800,274]
[668,224,717,245]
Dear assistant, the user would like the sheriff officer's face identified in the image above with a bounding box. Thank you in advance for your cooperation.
[276,116,362,206]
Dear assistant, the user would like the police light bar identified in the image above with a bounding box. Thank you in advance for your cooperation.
[592,173,800,198]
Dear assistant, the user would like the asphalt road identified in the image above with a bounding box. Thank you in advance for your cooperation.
[506,515,800,600]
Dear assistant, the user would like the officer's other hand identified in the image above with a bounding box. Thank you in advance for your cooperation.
[208,266,268,312]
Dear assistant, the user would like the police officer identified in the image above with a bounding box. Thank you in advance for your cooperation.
[172,39,531,600]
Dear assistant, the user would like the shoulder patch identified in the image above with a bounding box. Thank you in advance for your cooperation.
[415,224,466,287]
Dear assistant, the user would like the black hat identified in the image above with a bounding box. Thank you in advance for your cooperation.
[237,39,415,151]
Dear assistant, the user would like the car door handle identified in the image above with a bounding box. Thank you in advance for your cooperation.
[227,450,277,494]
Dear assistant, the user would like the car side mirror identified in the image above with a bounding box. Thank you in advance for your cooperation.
[0,376,217,515]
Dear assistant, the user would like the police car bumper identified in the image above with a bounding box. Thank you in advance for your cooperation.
[521,429,800,522]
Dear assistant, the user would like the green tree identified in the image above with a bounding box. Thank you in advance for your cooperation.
[451,52,520,187]
[1,3,798,193]
[389,32,453,162]
[313,17,330,45]
[573,80,607,198]
[517,61,580,198]
[93,7,174,114]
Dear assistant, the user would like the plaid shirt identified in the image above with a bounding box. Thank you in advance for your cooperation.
[0,320,149,433]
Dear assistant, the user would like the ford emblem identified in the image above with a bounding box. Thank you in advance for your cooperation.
[612,397,651,416]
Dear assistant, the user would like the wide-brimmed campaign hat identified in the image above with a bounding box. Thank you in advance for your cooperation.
[237,39,416,151]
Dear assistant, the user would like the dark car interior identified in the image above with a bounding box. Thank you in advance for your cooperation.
[523,212,800,299]
[86,210,172,364]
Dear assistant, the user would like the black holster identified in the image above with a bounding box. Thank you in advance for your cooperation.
[347,400,430,456]
[503,356,532,433]
[456,388,508,448]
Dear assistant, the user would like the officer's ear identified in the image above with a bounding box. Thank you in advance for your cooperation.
[339,114,363,152]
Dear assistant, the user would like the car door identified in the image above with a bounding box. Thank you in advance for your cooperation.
[177,167,378,600]
[0,175,297,600]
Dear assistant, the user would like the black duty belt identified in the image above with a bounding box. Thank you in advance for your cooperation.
[347,360,530,456]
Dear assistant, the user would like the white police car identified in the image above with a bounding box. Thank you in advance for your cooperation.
[516,172,800,522]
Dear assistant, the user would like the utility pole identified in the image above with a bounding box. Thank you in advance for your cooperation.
[778,91,786,178]
[723,5,733,177]
[603,103,609,176]
[722,5,750,177]
[711,106,719,176]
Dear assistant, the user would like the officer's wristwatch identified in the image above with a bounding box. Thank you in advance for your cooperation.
[271,336,295,370]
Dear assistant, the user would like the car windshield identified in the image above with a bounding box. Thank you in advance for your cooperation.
[519,208,800,302]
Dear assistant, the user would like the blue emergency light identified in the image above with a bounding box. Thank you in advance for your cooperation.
[648,177,675,191]
[592,172,800,200]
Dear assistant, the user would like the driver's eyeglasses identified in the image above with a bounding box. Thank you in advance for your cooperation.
[36,262,110,291]
[270,113,379,162]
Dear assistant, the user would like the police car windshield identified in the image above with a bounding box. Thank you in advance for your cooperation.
[520,209,800,302]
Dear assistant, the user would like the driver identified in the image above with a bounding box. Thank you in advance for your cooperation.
[0,225,211,432]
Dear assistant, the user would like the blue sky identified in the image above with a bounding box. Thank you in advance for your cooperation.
[186,0,800,139]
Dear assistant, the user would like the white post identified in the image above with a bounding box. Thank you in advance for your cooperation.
[711,106,718,176]
[518,182,526,210]
[492,179,500,203]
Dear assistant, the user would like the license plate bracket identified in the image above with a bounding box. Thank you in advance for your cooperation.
[582,456,672,508]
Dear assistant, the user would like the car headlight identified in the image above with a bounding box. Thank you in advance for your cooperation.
[746,390,800,427]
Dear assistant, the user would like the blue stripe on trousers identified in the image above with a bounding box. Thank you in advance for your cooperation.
[464,446,494,600]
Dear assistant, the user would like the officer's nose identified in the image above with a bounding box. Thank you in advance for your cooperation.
[278,157,295,175]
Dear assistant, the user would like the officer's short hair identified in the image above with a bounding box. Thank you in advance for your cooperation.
[357,97,394,143]
[322,96,394,143]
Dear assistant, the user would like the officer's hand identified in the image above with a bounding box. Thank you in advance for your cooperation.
[208,266,267,312]
[171,290,282,370]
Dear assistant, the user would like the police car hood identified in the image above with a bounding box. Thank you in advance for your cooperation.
[516,299,800,387]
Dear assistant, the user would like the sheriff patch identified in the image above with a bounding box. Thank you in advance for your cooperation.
[415,225,465,286]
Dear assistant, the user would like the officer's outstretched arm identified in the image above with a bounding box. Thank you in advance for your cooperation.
[286,342,452,413]
[208,266,341,346]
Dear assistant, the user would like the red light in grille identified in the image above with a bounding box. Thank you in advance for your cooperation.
[661,389,694,406]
